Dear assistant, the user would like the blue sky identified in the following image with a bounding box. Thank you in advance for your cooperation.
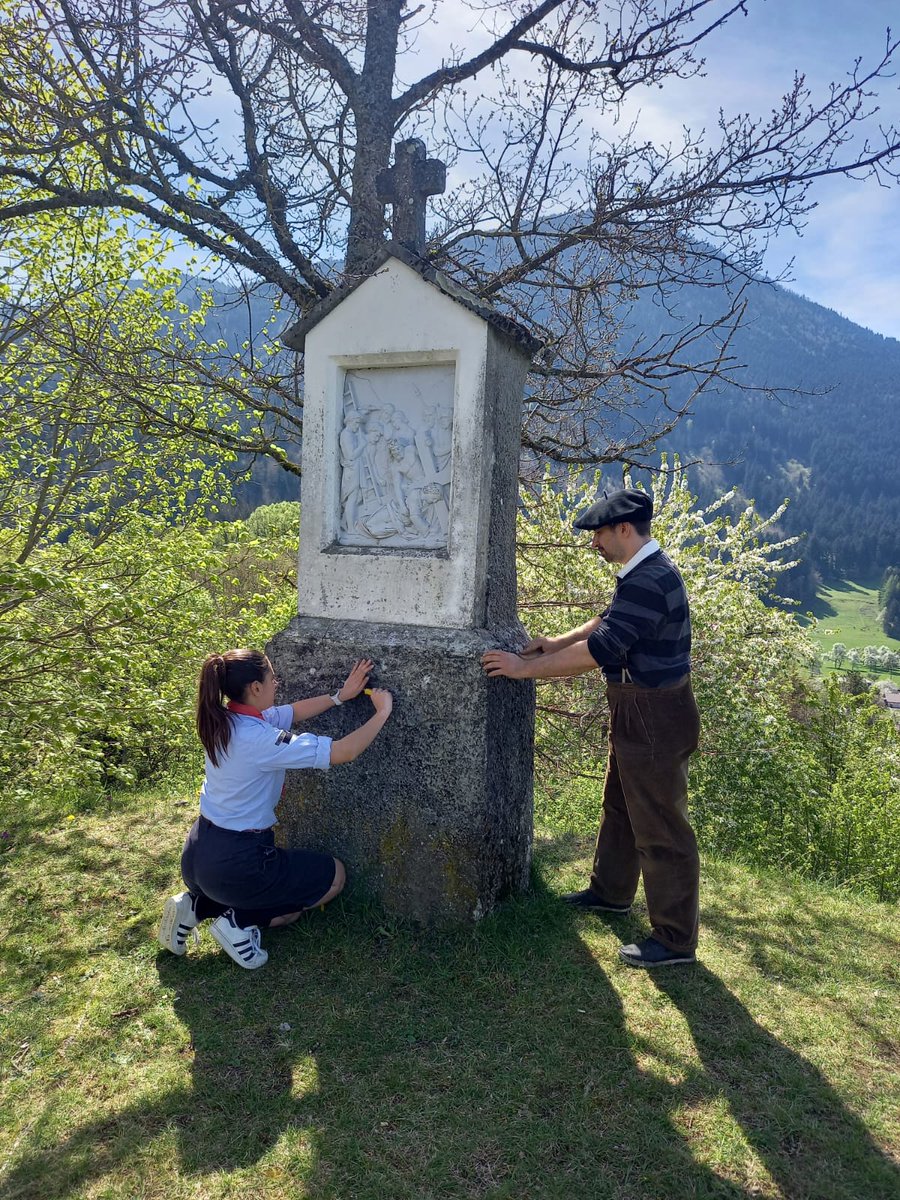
[620,0,900,340]
[415,1,899,340]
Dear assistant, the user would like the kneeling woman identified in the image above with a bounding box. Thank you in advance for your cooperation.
[159,649,392,969]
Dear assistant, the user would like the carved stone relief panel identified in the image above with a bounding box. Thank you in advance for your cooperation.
[337,364,454,549]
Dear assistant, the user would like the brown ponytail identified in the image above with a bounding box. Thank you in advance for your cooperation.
[196,649,270,766]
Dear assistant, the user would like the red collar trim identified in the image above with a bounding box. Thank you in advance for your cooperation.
[226,701,265,721]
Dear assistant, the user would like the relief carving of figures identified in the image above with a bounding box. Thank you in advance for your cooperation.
[338,413,366,531]
[338,367,454,548]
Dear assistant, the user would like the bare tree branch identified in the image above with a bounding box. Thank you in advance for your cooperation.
[0,0,896,474]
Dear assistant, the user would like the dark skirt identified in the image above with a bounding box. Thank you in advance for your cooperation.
[181,815,337,924]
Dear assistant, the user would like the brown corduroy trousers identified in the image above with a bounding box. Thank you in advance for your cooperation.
[590,676,701,954]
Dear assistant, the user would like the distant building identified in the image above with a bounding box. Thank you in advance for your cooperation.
[875,681,900,710]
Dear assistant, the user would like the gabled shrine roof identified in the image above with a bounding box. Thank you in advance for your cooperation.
[281,241,543,357]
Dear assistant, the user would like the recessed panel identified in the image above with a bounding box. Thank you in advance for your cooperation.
[336,364,455,550]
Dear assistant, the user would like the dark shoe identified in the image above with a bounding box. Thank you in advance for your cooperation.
[561,888,631,914]
[618,936,696,968]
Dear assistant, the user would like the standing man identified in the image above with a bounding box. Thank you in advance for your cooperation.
[482,489,701,967]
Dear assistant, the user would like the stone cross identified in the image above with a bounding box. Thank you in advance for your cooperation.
[376,138,446,254]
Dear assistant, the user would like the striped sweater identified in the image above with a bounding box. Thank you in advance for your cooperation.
[586,549,691,687]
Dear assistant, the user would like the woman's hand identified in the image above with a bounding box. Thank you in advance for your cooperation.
[338,659,373,701]
[330,686,393,763]
[368,687,393,717]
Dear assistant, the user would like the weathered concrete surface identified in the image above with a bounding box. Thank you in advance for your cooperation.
[268,617,535,925]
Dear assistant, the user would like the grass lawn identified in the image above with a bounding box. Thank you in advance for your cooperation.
[806,578,900,679]
[1,776,899,1200]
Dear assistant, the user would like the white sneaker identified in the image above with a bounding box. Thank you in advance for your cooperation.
[159,892,199,956]
[209,910,268,970]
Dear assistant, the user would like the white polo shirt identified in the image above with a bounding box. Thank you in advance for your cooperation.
[199,704,332,832]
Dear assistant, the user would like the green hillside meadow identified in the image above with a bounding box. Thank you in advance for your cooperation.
[807,578,900,677]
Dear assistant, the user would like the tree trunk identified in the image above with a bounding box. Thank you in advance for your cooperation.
[343,0,403,275]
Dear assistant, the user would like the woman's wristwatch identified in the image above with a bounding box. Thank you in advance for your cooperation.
[330,691,343,706]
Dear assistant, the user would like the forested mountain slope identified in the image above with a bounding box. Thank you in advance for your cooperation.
[638,282,900,597]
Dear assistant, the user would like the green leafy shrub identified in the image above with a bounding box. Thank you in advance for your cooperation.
[0,510,297,799]
[0,204,296,806]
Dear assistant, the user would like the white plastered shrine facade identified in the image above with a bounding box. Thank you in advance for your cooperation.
[293,248,535,629]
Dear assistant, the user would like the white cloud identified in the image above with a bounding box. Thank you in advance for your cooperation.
[768,182,900,337]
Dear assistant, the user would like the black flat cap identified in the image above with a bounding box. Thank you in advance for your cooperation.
[573,488,653,531]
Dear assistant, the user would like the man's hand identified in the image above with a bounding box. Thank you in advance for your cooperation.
[520,635,559,656]
[339,658,373,701]
[483,639,599,681]
[481,650,527,678]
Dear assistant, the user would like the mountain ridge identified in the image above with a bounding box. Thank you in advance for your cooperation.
[634,278,900,597]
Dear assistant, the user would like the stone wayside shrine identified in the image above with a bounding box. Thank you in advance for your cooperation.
[268,140,541,924]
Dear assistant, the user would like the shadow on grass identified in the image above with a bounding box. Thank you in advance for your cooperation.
[4,847,898,1199]
[805,593,838,621]
[655,966,900,1200]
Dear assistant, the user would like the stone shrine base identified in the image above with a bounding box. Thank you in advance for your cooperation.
[268,616,535,925]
